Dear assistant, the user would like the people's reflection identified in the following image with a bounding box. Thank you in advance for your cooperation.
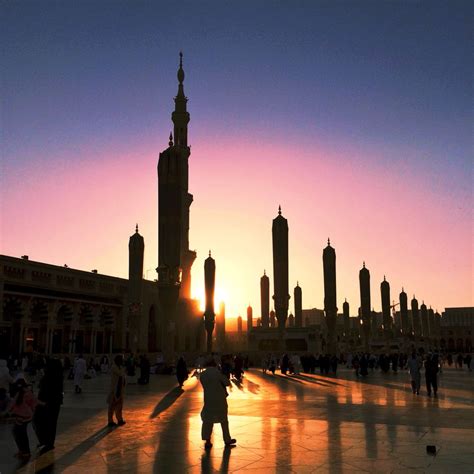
[364,423,378,459]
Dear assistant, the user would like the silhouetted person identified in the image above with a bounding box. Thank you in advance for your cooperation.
[0,358,13,393]
[330,355,338,374]
[199,358,236,449]
[456,353,463,369]
[176,356,189,388]
[9,378,37,458]
[425,353,439,397]
[107,355,126,427]
[138,355,150,385]
[466,354,472,371]
[353,355,360,377]
[33,358,63,453]
[233,355,244,380]
[281,354,289,375]
[407,352,421,395]
[360,354,368,376]
[73,354,86,393]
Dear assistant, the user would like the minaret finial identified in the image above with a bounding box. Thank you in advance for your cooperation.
[177,51,184,84]
[384,275,386,281]
[328,238,330,246]
[169,132,173,147]
[209,250,211,257]
[135,223,138,233]
[263,269,266,275]
[363,261,365,268]
[278,205,281,215]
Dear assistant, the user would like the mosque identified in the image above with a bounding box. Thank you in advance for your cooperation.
[1,55,471,359]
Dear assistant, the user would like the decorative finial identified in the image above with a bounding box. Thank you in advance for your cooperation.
[177,51,185,84]
[402,287,404,292]
[383,275,386,281]
[278,205,281,215]
[263,269,266,275]
[345,298,347,303]
[135,223,138,233]
[363,261,365,268]
[169,132,173,147]
[209,250,211,257]
[297,280,299,286]
[328,238,330,246]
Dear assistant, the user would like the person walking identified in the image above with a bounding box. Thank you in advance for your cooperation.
[407,352,421,395]
[176,356,189,388]
[73,354,86,394]
[33,358,63,453]
[199,358,236,449]
[107,355,126,427]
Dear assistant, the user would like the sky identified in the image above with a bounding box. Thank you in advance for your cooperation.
[1,1,472,318]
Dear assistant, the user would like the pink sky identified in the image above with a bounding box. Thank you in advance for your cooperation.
[2,132,472,318]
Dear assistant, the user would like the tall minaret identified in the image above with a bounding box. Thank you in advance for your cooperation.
[272,206,290,346]
[260,270,270,328]
[381,276,392,339]
[359,262,371,350]
[323,239,338,355]
[294,282,302,328]
[128,224,144,353]
[158,52,196,300]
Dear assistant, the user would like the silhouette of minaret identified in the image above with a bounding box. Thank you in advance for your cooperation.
[128,224,144,353]
[381,276,392,337]
[260,270,270,328]
[411,295,421,338]
[272,206,290,344]
[399,288,409,335]
[359,262,371,349]
[323,238,338,354]
[158,52,196,299]
[294,282,302,328]
[247,305,253,332]
[343,299,350,337]
[204,251,216,353]
[420,301,429,337]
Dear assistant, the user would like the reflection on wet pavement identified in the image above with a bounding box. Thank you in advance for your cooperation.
[0,367,472,473]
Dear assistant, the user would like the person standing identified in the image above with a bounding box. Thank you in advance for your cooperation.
[73,354,86,394]
[9,378,37,458]
[33,358,63,453]
[107,355,126,427]
[199,358,236,449]
[176,356,188,388]
[425,353,439,397]
[407,352,421,395]
[0,358,13,393]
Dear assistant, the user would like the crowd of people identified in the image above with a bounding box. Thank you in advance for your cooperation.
[0,348,471,457]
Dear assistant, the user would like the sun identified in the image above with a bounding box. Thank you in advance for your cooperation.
[193,285,228,313]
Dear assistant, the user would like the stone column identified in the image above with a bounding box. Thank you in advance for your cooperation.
[323,240,338,355]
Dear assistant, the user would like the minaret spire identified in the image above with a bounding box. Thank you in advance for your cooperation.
[172,51,189,147]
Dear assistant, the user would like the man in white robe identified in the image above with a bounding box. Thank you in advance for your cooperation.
[73,354,86,394]
[199,358,236,449]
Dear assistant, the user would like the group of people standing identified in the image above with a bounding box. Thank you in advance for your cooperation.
[0,357,63,458]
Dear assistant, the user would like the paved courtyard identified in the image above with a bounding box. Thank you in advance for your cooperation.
[0,366,473,473]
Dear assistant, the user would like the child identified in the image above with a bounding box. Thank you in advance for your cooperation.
[9,378,37,458]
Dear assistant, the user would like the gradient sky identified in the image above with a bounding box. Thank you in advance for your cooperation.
[1,1,472,318]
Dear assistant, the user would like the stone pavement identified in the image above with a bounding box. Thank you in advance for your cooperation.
[0,366,473,473]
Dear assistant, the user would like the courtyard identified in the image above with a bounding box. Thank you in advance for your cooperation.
[0,366,473,473]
